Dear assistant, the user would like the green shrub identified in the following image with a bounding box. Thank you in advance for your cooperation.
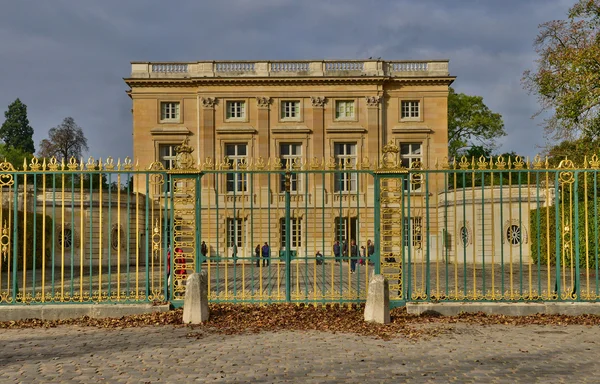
[1,208,53,270]
[529,201,600,269]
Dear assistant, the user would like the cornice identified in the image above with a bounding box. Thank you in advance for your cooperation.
[125,76,456,88]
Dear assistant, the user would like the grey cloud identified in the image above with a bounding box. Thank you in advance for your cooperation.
[0,0,573,161]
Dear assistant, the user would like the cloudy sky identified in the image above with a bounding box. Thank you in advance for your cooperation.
[0,0,574,161]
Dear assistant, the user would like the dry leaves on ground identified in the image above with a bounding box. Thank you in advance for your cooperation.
[1,303,600,341]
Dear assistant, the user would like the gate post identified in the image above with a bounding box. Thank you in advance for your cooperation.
[375,142,408,305]
[373,176,381,275]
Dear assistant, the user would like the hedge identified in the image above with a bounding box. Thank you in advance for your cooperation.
[529,200,600,269]
[1,208,53,270]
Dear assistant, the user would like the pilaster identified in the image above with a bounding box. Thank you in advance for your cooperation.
[310,97,326,159]
[201,97,217,190]
[256,97,271,203]
[366,96,382,167]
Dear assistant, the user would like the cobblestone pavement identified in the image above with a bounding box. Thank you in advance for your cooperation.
[1,323,599,383]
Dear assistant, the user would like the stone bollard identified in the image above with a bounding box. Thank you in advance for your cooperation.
[183,271,209,324]
[364,271,390,324]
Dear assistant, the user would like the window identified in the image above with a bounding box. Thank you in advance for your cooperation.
[334,143,357,192]
[459,225,471,247]
[159,144,177,192]
[335,100,355,120]
[334,217,357,243]
[160,102,180,121]
[111,224,123,250]
[280,218,302,248]
[279,143,302,192]
[226,100,246,119]
[506,225,521,245]
[227,218,246,248]
[401,100,420,119]
[159,145,177,170]
[225,143,247,192]
[403,217,423,248]
[281,101,300,120]
[400,143,422,191]
[59,227,73,249]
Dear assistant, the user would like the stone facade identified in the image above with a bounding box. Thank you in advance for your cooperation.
[125,60,453,171]
[124,60,454,260]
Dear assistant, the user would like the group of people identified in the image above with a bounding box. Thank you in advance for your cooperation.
[254,242,271,267]
[332,239,375,273]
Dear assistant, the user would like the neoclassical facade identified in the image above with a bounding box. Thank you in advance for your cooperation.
[126,60,452,172]
[124,60,454,260]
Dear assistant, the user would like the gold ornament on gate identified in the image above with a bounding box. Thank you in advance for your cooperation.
[175,137,195,170]
[380,141,400,169]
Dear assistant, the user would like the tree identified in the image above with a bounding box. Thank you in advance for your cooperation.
[0,98,35,154]
[38,117,89,161]
[544,138,600,168]
[447,87,506,159]
[0,144,33,169]
[523,0,600,141]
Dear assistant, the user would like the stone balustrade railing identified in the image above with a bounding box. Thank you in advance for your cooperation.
[131,60,449,78]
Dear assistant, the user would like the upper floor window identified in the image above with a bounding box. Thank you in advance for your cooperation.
[281,101,300,120]
[335,100,355,120]
[280,143,302,192]
[400,143,422,191]
[401,100,420,119]
[226,101,246,120]
[160,102,180,121]
[226,143,247,192]
[333,143,357,192]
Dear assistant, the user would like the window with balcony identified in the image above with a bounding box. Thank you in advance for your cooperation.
[225,143,247,192]
[400,143,422,191]
[333,143,357,192]
[279,143,302,192]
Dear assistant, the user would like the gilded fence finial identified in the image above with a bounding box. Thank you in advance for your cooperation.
[380,141,400,169]
[174,137,195,170]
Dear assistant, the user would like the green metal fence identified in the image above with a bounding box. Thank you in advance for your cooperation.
[384,155,600,305]
[2,147,600,307]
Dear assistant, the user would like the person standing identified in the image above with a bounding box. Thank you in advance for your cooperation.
[367,239,374,265]
[232,243,238,264]
[350,239,358,273]
[201,241,208,263]
[360,245,366,266]
[261,242,270,267]
[333,240,341,263]
[342,239,348,262]
[255,244,261,267]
